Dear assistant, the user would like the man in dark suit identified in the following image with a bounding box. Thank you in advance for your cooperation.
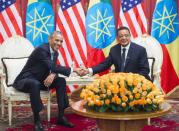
[13,31,80,130]
[82,26,150,80]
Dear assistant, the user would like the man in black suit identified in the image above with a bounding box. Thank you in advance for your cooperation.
[82,26,150,80]
[13,31,80,130]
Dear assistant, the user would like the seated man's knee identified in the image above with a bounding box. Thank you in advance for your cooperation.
[27,79,41,92]
[55,77,66,86]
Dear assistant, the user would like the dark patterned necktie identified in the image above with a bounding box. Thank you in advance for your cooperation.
[121,48,126,72]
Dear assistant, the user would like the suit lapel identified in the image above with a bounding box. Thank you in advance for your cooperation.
[116,45,122,70]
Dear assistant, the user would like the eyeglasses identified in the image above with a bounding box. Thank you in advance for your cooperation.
[118,34,130,38]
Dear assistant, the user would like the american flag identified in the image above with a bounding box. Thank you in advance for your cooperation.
[0,0,23,44]
[56,0,87,92]
[118,0,147,38]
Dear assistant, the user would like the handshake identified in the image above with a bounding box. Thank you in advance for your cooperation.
[73,67,90,77]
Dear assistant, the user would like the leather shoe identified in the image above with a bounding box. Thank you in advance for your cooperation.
[34,121,44,131]
[57,116,75,128]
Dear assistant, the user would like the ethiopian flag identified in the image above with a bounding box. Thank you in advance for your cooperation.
[26,0,54,47]
[151,0,179,95]
[86,0,116,70]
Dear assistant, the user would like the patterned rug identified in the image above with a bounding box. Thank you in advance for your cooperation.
[6,114,97,131]
[4,100,179,131]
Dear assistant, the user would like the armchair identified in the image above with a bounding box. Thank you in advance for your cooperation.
[0,36,51,126]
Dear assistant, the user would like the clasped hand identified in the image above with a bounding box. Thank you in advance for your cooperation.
[73,67,89,76]
[44,73,56,87]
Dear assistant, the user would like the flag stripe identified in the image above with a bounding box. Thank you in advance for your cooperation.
[128,8,142,36]
[60,10,80,66]
[137,3,147,33]
[56,1,88,93]
[119,8,129,28]
[76,3,86,34]
[6,5,22,35]
[67,7,87,62]
[1,11,16,35]
[72,5,87,58]
[118,0,147,38]
[56,13,79,66]
[11,4,23,34]
[124,12,138,37]
[63,10,85,65]
[0,2,23,44]
[0,31,4,44]
[57,49,67,66]
[57,5,87,67]
[0,16,11,38]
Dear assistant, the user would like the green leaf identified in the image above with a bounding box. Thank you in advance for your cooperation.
[99,106,109,112]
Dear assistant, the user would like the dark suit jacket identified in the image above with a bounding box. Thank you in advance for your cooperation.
[14,43,71,90]
[92,42,150,80]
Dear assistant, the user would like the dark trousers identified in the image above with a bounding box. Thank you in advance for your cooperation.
[14,77,69,118]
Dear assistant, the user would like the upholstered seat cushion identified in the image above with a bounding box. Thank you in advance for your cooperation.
[3,86,48,99]
[1,57,28,86]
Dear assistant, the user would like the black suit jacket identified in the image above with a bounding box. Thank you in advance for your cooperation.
[14,44,71,90]
[92,42,150,80]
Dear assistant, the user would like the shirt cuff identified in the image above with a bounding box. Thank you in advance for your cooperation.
[70,67,73,74]
[88,68,93,76]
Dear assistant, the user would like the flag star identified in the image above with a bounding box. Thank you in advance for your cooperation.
[2,5,5,8]
[135,1,138,4]
[129,4,132,7]
[2,0,5,2]
[74,0,77,2]
[124,2,127,5]
[123,7,126,11]
[8,1,11,4]
[68,2,71,5]
[62,5,65,9]
[130,0,133,1]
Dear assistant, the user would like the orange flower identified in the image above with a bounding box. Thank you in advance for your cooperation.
[80,72,164,112]
[112,86,119,94]
[105,99,110,105]
[122,95,128,102]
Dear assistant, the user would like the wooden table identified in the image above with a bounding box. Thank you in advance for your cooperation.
[71,100,171,131]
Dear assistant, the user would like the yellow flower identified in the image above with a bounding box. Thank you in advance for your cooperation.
[107,89,112,96]
[122,102,126,108]
[142,91,147,96]
[129,102,134,107]
[135,93,141,99]
[80,72,164,112]
[146,98,152,104]
[142,84,147,91]
[129,95,134,100]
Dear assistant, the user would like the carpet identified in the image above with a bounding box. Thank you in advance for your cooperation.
[6,114,98,131]
[5,100,179,131]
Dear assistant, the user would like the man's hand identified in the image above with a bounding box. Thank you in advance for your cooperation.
[73,68,89,76]
[44,73,56,87]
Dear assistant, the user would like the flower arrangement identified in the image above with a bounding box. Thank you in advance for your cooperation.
[80,73,165,112]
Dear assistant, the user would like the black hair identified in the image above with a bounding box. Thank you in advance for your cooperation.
[117,26,131,35]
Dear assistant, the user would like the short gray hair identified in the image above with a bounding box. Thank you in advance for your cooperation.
[49,31,62,38]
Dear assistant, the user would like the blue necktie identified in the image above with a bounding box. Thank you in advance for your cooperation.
[121,48,126,72]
